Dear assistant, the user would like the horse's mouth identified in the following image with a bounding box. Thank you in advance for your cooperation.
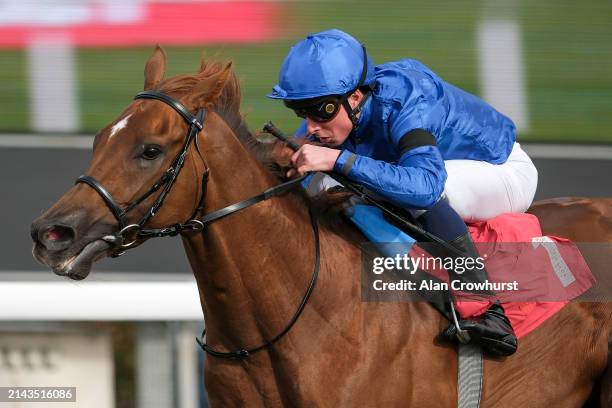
[33,239,112,280]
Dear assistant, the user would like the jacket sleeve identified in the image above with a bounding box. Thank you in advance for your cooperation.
[333,142,446,209]
[334,67,449,208]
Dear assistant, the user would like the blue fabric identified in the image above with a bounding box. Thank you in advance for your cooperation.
[300,173,314,189]
[294,121,308,138]
[332,59,514,209]
[373,60,516,164]
[346,204,416,257]
[267,29,375,100]
[334,144,446,208]
[279,37,516,211]
[418,198,467,241]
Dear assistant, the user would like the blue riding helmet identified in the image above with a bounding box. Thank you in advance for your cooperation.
[268,29,375,101]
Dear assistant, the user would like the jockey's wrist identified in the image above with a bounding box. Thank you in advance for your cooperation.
[333,150,357,176]
[326,148,342,171]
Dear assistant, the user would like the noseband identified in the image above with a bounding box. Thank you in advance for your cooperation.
[76,90,320,359]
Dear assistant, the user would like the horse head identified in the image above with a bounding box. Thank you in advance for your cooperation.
[30,46,246,280]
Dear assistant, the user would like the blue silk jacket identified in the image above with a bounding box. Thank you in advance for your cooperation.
[299,59,516,209]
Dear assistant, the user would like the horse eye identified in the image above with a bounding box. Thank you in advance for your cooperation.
[141,145,162,160]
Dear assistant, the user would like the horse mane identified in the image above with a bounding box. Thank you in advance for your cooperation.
[156,57,283,177]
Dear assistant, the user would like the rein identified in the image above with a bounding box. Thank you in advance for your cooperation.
[76,90,320,359]
[197,205,320,359]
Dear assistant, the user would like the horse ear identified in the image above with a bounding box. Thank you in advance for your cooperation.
[144,45,167,90]
[191,62,234,107]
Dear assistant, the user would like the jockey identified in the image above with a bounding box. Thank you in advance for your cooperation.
[268,29,538,356]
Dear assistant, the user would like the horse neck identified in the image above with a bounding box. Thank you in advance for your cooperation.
[182,115,317,352]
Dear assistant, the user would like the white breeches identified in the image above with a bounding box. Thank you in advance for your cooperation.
[443,142,538,222]
[304,142,538,222]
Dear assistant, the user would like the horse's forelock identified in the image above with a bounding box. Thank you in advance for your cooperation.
[156,58,240,122]
[153,57,284,180]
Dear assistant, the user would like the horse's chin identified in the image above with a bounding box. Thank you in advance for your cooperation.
[33,239,111,281]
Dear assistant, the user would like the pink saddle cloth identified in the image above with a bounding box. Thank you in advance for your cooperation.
[421,213,595,339]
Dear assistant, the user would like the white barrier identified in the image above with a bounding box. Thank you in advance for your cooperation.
[0,274,202,321]
[0,272,204,408]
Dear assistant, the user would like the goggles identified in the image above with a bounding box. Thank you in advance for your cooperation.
[284,95,345,123]
[281,45,371,125]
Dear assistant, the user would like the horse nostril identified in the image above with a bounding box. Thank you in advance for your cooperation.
[39,225,76,251]
[47,226,71,241]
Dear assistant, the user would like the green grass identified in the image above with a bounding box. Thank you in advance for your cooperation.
[519,0,612,142]
[0,50,29,129]
[0,0,610,143]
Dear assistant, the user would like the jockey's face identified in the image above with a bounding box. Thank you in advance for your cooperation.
[305,90,364,147]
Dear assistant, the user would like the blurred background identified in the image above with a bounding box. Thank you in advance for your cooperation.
[1,0,611,140]
[0,1,610,407]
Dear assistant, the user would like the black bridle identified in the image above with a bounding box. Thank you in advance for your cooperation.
[76,90,208,255]
[76,90,320,359]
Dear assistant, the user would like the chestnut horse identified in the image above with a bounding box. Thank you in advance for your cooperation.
[31,47,612,407]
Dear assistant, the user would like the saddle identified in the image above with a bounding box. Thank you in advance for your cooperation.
[315,186,595,339]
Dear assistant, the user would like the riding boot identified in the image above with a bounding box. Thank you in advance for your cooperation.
[438,232,518,357]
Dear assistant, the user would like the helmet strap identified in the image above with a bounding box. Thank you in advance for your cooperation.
[342,87,372,132]
[343,44,372,133]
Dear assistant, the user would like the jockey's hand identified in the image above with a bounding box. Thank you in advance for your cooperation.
[287,144,341,178]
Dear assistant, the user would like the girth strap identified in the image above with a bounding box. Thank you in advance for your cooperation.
[458,343,483,408]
